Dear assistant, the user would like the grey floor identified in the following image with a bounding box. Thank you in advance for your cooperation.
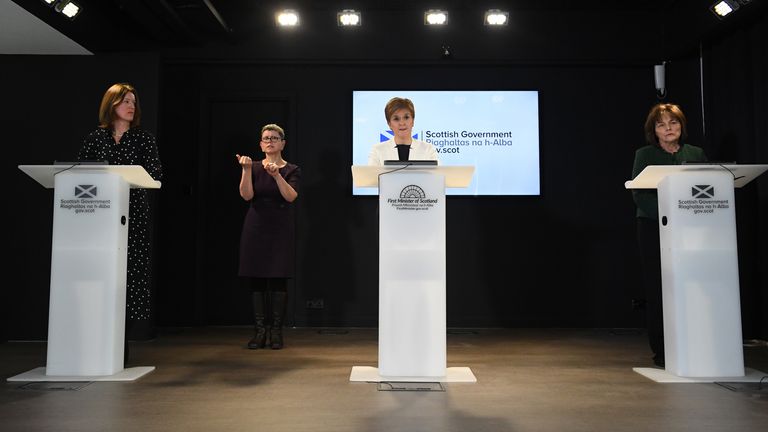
[2,327,767,432]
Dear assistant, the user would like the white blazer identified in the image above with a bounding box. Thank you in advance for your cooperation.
[367,138,440,165]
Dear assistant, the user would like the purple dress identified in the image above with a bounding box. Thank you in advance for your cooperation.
[238,162,301,278]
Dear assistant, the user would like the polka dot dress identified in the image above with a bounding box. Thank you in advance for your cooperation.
[78,127,163,320]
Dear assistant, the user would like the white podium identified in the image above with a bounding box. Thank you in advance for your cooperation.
[9,164,160,382]
[626,164,768,382]
[349,164,477,383]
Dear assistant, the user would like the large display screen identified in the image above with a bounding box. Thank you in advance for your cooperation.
[352,90,540,196]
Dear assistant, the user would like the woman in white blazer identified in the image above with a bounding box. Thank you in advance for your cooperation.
[368,97,439,165]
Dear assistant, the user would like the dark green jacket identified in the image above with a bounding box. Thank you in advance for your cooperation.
[631,144,707,220]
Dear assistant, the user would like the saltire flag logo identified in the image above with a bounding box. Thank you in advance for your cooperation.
[75,185,97,198]
[380,130,419,142]
[692,184,714,199]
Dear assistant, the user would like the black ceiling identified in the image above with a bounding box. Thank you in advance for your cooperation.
[12,0,767,62]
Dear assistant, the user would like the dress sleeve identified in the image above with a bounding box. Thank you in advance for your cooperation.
[286,165,301,194]
[368,144,381,166]
[141,132,163,181]
[77,130,100,161]
[426,141,440,164]
[631,148,658,219]
[698,147,708,162]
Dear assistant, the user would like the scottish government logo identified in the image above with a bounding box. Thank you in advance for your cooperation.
[691,184,714,199]
[59,185,111,214]
[75,185,97,198]
[678,183,729,215]
[380,130,418,142]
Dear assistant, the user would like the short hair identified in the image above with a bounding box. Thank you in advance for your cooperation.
[643,103,688,146]
[98,83,141,128]
[261,123,285,139]
[384,97,415,122]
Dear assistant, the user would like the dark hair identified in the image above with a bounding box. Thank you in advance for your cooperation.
[384,97,415,122]
[98,83,141,128]
[643,103,687,146]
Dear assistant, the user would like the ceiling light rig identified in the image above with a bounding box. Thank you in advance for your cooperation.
[709,0,751,19]
[42,0,81,20]
[424,10,448,26]
[266,7,519,29]
[711,0,739,18]
[337,9,361,27]
[276,9,300,27]
[484,9,509,26]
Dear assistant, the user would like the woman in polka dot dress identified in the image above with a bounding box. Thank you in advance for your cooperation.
[78,83,163,350]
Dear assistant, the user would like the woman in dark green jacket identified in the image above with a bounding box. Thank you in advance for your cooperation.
[631,103,707,367]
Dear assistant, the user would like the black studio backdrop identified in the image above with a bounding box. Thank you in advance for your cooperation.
[154,39,767,336]
[5,54,160,340]
[4,10,767,341]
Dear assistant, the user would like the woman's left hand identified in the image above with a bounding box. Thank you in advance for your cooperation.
[264,162,281,177]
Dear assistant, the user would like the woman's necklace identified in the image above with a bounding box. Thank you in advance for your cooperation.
[660,142,679,154]
[263,158,286,168]
[112,128,128,140]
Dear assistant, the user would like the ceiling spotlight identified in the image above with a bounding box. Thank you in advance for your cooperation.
[710,0,739,19]
[425,10,448,26]
[42,0,81,20]
[56,0,81,19]
[338,9,361,27]
[276,9,300,27]
[484,9,509,26]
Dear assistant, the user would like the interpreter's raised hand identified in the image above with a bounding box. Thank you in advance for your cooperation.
[236,154,252,168]
[264,162,280,178]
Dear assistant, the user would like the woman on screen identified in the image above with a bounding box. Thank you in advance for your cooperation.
[77,82,163,360]
[236,124,301,350]
[367,97,439,165]
[631,103,706,368]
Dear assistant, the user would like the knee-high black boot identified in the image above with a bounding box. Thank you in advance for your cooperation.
[270,291,287,350]
[248,291,267,349]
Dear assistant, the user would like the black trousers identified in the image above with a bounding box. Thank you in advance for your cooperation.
[636,217,665,359]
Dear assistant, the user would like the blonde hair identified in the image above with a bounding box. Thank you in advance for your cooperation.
[261,123,285,139]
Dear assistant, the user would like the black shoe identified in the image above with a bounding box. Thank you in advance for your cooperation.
[247,326,267,349]
[270,328,283,350]
[653,354,665,368]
